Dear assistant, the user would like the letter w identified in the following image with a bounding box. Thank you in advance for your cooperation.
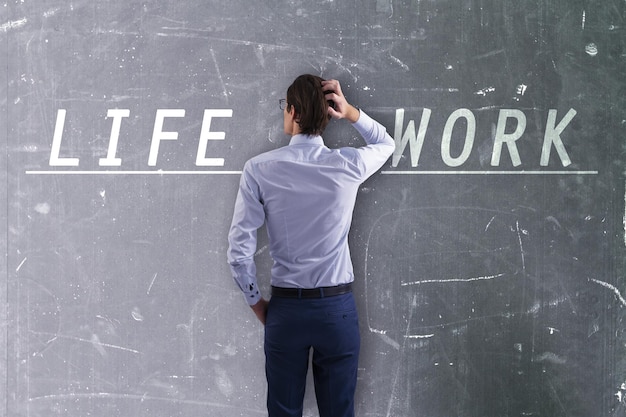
[392,108,431,167]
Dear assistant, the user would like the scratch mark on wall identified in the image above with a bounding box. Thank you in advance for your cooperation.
[401,273,506,286]
[0,18,27,32]
[147,272,158,295]
[616,382,626,404]
[91,334,108,357]
[589,278,626,307]
[16,257,27,272]
[472,49,505,60]
[210,48,229,99]
[30,331,142,354]
[485,215,496,232]
[371,330,400,350]
[582,10,586,30]
[404,333,434,339]
[534,351,567,365]
[388,53,409,71]
[515,221,527,275]
[385,294,419,417]
[43,7,60,18]
[27,392,266,413]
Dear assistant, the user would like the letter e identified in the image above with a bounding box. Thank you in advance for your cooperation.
[196,109,233,166]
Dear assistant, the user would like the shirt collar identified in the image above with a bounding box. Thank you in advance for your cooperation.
[289,134,325,146]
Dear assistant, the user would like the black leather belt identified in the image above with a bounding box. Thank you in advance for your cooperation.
[271,283,352,299]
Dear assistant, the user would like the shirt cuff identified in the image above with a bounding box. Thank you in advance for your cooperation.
[244,291,262,306]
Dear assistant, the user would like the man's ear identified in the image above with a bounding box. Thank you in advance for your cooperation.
[291,108,300,123]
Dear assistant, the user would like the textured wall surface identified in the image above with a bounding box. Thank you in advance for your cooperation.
[3,1,626,416]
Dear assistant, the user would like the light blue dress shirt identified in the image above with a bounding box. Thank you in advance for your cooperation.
[227,110,395,305]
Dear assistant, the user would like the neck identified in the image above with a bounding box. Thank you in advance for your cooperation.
[288,121,301,136]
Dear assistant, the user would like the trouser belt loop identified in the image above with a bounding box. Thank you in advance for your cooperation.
[320,287,325,298]
[297,288,302,299]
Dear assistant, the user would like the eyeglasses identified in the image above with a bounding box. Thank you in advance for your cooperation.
[279,98,287,111]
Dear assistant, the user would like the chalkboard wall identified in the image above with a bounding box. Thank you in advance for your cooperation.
[3,0,626,416]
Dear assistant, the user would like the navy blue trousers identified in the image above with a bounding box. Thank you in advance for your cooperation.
[264,292,360,417]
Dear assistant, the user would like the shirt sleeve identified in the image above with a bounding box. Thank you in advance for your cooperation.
[227,162,265,305]
[350,110,396,179]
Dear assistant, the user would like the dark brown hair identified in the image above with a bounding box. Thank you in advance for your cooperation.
[286,74,330,135]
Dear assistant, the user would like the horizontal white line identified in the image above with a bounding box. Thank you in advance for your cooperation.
[25,170,243,175]
[25,170,599,176]
[382,170,599,175]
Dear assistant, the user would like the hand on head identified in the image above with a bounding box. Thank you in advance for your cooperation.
[322,79,360,123]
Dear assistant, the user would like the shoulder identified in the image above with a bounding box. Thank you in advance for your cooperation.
[245,146,289,167]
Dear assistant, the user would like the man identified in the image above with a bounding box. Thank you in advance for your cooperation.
[227,74,395,417]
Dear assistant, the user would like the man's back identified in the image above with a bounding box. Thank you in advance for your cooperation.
[228,108,394,302]
[245,135,364,288]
